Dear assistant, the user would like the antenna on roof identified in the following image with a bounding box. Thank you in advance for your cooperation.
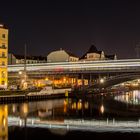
[135,42,140,58]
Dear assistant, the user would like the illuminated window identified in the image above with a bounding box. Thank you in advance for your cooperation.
[1,71,5,78]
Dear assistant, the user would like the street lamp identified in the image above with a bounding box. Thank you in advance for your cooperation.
[18,70,28,90]
[100,78,104,84]
[19,71,22,75]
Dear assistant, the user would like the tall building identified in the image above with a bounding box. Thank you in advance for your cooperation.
[0,24,8,89]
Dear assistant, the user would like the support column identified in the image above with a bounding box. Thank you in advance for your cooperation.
[89,74,92,86]
[75,77,78,87]
[52,75,55,89]
[81,74,84,89]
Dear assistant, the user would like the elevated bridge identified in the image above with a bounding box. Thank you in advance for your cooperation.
[8,59,140,74]
[8,59,140,87]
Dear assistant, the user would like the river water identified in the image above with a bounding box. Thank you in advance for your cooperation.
[1,90,140,139]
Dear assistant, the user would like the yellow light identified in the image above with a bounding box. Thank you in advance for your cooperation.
[22,103,28,115]
[45,77,48,81]
[3,118,6,127]
[77,100,82,110]
[73,102,77,110]
[23,82,27,89]
[63,77,66,82]
[21,79,25,83]
[100,104,104,114]
[132,83,138,86]
[84,102,89,109]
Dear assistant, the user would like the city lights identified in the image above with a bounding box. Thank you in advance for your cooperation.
[100,78,104,84]
[100,104,104,114]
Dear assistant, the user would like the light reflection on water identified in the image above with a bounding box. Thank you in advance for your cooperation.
[1,90,140,139]
[114,90,140,105]
[8,98,105,121]
[5,90,140,123]
[0,105,8,140]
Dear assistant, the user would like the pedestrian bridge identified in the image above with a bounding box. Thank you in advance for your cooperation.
[8,59,140,73]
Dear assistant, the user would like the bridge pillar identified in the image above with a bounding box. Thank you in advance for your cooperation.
[89,74,92,86]
[75,77,78,87]
[81,74,84,89]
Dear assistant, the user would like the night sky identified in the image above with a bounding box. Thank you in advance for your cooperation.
[1,0,140,58]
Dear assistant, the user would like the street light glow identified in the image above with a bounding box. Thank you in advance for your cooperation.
[100,78,104,84]
[18,71,22,75]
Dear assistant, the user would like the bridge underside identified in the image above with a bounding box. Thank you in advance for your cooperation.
[88,74,140,89]
[8,70,140,90]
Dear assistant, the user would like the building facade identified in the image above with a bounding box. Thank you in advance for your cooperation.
[80,45,117,61]
[47,49,79,63]
[0,25,8,89]
[8,54,47,65]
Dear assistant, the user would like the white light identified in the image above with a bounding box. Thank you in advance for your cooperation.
[0,24,3,27]
[19,71,22,75]
[100,78,104,84]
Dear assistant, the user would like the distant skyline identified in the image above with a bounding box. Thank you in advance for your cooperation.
[1,0,140,58]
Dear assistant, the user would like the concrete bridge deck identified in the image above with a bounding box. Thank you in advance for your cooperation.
[8,59,140,73]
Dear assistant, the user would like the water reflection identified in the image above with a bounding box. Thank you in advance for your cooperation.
[7,91,140,124]
[8,99,93,121]
[0,90,138,133]
[114,90,140,105]
[0,105,8,140]
[1,90,140,139]
[100,104,104,114]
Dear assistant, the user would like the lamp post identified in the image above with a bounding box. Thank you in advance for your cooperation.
[23,44,28,89]
[18,44,28,90]
[99,78,105,93]
[24,44,27,83]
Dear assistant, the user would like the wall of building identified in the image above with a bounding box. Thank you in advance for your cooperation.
[0,26,8,88]
[47,50,69,62]
[86,53,101,60]
[69,56,79,62]
[8,54,47,65]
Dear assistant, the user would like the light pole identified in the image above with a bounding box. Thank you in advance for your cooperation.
[99,78,105,92]
[24,44,27,83]
[19,44,28,90]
